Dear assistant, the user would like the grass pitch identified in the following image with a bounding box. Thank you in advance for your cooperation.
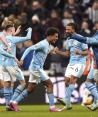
[0,104,98,117]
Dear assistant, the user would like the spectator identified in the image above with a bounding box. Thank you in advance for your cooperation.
[62,9,74,27]
[29,14,44,43]
[85,0,98,23]
[92,21,98,34]
[64,0,82,24]
[46,9,64,34]
[27,0,47,20]
[80,20,91,36]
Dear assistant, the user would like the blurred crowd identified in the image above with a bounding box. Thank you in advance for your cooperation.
[0,0,98,75]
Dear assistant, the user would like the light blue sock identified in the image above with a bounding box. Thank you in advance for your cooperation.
[47,93,55,106]
[15,89,28,103]
[85,82,98,103]
[11,85,25,101]
[65,84,75,107]
[4,87,13,107]
[0,88,4,97]
[10,87,13,99]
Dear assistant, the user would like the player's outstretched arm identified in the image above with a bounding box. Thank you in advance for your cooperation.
[71,33,87,43]
[13,25,21,36]
[54,47,70,57]
[0,49,15,58]
[21,45,34,61]
[21,41,44,60]
[71,32,98,45]
[9,27,32,44]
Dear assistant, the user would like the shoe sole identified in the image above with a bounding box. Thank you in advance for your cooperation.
[56,98,72,110]
[56,98,66,106]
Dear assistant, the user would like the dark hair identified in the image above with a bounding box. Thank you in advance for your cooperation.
[45,27,59,36]
[67,23,78,32]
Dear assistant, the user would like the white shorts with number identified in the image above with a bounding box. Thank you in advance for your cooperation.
[3,66,24,82]
[65,63,85,78]
[0,66,4,80]
[29,69,49,84]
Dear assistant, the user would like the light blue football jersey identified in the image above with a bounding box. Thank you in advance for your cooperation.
[21,39,52,69]
[3,28,32,66]
[66,39,88,64]
[0,32,15,66]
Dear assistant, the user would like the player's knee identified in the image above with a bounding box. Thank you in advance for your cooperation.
[69,76,77,84]
[27,83,37,93]
[21,83,26,89]
[43,79,53,89]
[44,80,53,93]
[19,80,26,85]
[65,77,70,86]
[4,81,11,88]
[47,81,53,89]
[0,80,4,88]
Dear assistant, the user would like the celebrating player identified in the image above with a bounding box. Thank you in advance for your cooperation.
[1,21,32,111]
[54,23,88,110]
[9,27,63,112]
[66,24,98,110]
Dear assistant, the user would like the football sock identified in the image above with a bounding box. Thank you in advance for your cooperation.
[14,89,28,103]
[11,84,25,101]
[65,84,75,107]
[4,87,13,107]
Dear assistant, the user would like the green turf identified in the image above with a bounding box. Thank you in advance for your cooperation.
[0,105,98,117]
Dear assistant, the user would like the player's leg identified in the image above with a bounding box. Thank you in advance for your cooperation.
[57,65,75,109]
[64,64,78,109]
[6,66,26,102]
[58,64,85,109]
[3,70,13,111]
[85,67,98,110]
[9,71,37,111]
[64,76,76,109]
[0,67,4,97]
[0,80,4,97]
[12,69,38,103]
[94,69,98,91]
[40,69,61,112]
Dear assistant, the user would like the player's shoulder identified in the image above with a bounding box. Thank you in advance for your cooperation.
[0,32,4,38]
[6,35,13,40]
[37,39,45,45]
[40,39,48,45]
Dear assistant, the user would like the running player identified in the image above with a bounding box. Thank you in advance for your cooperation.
[9,27,62,112]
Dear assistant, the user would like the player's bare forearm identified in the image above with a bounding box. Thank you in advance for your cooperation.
[75,49,88,56]
[55,48,70,57]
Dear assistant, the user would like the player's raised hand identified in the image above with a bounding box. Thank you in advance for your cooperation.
[14,25,21,35]
[26,27,32,31]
